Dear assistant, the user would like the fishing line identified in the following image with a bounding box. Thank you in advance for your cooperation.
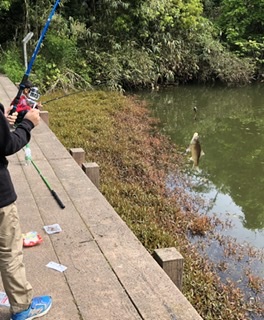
[42,90,86,105]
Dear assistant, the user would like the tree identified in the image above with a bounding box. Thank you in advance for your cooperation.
[218,0,264,67]
[0,0,12,11]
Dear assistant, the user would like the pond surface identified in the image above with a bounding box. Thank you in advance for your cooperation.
[138,84,264,250]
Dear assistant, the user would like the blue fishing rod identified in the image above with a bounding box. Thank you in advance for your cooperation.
[11,0,65,209]
[11,0,61,110]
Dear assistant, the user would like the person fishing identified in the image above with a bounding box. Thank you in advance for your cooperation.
[0,103,52,319]
[0,2,60,317]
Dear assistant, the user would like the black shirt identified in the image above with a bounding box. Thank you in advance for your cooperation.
[0,108,34,208]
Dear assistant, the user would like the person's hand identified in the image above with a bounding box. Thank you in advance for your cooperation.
[5,106,18,125]
[24,108,40,127]
[36,101,43,110]
[6,112,18,125]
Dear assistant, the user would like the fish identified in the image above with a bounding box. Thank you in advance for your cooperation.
[193,106,197,120]
[187,132,204,169]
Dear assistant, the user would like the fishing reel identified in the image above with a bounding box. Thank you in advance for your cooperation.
[27,87,41,108]
[10,86,41,124]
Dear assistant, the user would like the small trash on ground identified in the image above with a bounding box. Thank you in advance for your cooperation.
[43,223,62,234]
[46,261,67,273]
[22,231,43,247]
[0,292,10,307]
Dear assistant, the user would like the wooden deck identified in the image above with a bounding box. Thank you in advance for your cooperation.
[0,74,203,319]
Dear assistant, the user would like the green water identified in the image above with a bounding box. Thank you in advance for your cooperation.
[138,84,264,250]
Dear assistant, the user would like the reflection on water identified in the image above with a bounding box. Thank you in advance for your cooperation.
[138,84,264,250]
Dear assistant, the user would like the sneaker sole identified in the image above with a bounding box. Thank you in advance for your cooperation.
[23,302,52,320]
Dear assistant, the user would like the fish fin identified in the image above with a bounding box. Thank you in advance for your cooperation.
[201,150,205,157]
[183,147,191,156]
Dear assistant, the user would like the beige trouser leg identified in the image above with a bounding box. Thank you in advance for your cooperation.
[0,202,33,314]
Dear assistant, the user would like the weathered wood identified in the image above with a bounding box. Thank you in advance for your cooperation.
[0,74,15,107]
[55,158,203,320]
[69,147,85,166]
[153,247,184,291]
[82,162,100,189]
[40,110,49,126]
[8,151,142,320]
[6,155,82,320]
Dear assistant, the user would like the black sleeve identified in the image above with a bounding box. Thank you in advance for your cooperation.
[0,111,34,156]
[0,103,4,113]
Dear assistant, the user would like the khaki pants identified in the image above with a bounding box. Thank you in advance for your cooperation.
[0,202,32,313]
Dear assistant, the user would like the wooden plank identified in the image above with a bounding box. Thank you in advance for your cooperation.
[1,158,80,320]
[82,162,100,189]
[40,110,49,125]
[0,74,16,107]
[50,157,203,320]
[30,121,73,160]
[69,148,85,166]
[153,247,184,291]
[10,150,142,319]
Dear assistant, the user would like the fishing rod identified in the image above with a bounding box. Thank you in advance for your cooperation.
[11,0,61,113]
[15,0,65,209]
[42,90,86,105]
[24,144,65,209]
[30,157,65,209]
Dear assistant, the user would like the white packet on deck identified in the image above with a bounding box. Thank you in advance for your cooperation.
[0,292,10,307]
[43,224,62,234]
[46,261,67,273]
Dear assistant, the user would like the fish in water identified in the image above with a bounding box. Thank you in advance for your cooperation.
[193,106,197,120]
[187,132,204,169]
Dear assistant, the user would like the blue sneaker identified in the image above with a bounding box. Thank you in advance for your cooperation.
[11,296,52,320]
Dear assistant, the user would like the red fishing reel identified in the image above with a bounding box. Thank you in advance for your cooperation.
[10,86,41,124]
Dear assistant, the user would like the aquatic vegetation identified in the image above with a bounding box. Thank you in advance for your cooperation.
[44,90,264,320]
[188,214,212,236]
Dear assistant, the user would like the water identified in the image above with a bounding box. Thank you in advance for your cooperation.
[137,84,264,250]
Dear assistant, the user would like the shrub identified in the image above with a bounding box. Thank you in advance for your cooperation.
[0,47,24,83]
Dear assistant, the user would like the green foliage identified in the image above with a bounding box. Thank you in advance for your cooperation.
[32,60,62,89]
[41,34,77,68]
[0,47,24,83]
[0,0,262,90]
[87,42,157,90]
[202,0,221,18]
[0,0,12,10]
[219,0,264,42]
[144,0,202,30]
[217,0,264,71]
[190,20,255,84]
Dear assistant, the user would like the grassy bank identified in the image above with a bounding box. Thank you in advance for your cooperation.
[43,90,263,320]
